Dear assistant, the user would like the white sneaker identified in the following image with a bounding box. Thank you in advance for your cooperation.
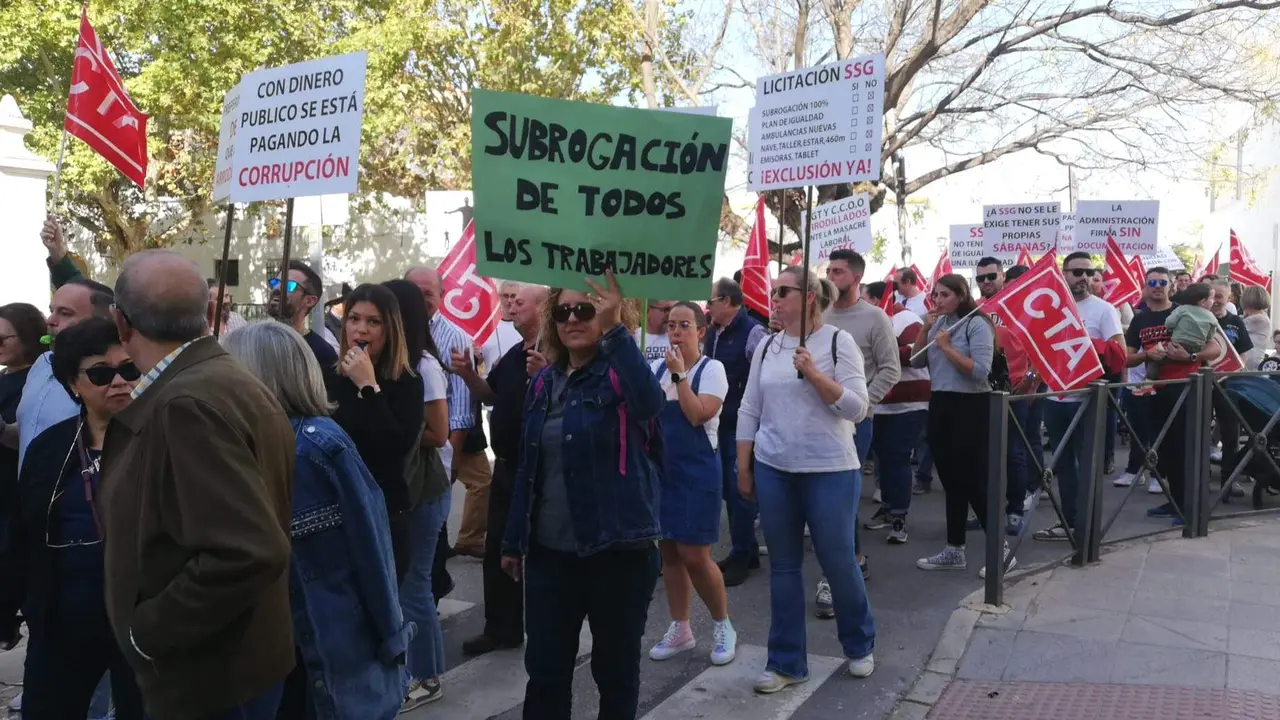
[1211,449,1224,463]
[917,545,967,571]
[8,693,21,711]
[649,621,696,660]
[848,653,875,678]
[979,547,1018,579]
[1113,473,1135,487]
[803,524,810,537]
[1148,477,1163,494]
[753,670,805,694]
[1023,491,1037,513]
[872,488,882,504]
[711,619,737,666]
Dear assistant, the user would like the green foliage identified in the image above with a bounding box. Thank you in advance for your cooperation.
[1172,243,1199,273]
[0,0,656,259]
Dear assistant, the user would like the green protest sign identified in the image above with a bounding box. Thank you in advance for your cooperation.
[470,89,732,300]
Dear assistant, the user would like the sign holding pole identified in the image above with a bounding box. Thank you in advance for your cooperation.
[469,89,731,300]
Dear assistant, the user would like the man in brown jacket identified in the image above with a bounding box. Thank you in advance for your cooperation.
[100,250,295,720]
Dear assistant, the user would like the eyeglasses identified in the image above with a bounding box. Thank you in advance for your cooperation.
[1146,279,1169,288]
[551,302,597,323]
[80,362,141,387]
[666,320,694,332]
[1066,268,1098,278]
[707,296,724,305]
[771,286,803,298]
[650,305,674,314]
[110,303,132,327]
[976,273,999,283]
[268,278,301,293]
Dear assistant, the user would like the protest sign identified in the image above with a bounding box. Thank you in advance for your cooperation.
[470,89,732,300]
[230,52,368,203]
[212,84,241,203]
[1143,246,1184,271]
[805,193,872,264]
[982,202,1060,260]
[949,224,985,269]
[1055,213,1078,254]
[748,53,885,191]
[1074,200,1159,255]
[982,251,1104,392]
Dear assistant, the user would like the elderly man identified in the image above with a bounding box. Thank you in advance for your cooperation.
[101,251,295,719]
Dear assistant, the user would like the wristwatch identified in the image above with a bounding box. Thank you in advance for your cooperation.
[1190,352,1199,364]
[359,384,382,399]
[671,373,683,384]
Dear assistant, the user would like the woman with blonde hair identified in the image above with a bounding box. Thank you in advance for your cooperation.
[223,321,410,720]
[325,283,424,583]
[737,266,876,694]
[1240,285,1272,368]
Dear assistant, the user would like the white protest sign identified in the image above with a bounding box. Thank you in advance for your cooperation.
[804,194,872,264]
[1055,213,1079,254]
[230,51,368,203]
[949,224,985,269]
[748,53,885,191]
[212,84,241,203]
[982,202,1061,260]
[1074,200,1159,255]
[1143,246,1185,271]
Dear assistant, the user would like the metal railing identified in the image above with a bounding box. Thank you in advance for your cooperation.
[981,368,1278,605]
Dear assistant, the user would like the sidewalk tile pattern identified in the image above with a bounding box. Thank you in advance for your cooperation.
[930,681,1280,720]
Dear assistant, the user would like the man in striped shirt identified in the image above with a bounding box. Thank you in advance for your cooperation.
[406,267,492,559]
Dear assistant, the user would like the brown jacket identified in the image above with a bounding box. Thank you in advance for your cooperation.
[99,337,296,719]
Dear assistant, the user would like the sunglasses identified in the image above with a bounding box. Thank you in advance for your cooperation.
[666,320,694,332]
[551,302,597,323]
[976,273,999,283]
[1066,268,1098,278]
[1146,279,1169,288]
[771,286,803,298]
[268,278,301,293]
[81,362,141,387]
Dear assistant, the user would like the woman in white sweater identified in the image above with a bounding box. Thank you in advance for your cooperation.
[736,267,876,694]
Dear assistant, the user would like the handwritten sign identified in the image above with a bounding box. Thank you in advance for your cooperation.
[1075,200,1159,255]
[212,84,241,203]
[982,202,1061,260]
[1055,213,1080,254]
[230,52,367,202]
[805,194,872,264]
[949,224,985,269]
[470,90,731,300]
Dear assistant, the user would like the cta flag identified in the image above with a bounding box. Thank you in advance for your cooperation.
[1230,229,1272,292]
[1101,234,1141,308]
[1015,247,1034,269]
[980,251,1104,392]
[65,11,149,186]
[741,196,772,320]
[439,221,501,345]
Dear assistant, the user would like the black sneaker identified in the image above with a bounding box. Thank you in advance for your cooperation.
[402,678,442,713]
[719,554,753,587]
[1104,455,1115,474]
[887,517,908,544]
[863,507,892,530]
[860,555,870,581]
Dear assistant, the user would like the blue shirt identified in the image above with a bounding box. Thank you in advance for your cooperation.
[15,353,77,473]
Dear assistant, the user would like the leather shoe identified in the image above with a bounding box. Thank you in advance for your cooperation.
[452,544,485,559]
[462,633,523,656]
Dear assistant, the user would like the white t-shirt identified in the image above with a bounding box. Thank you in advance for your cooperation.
[650,356,729,449]
[1051,294,1123,403]
[641,332,670,363]
[481,321,523,377]
[902,293,928,318]
[418,352,448,403]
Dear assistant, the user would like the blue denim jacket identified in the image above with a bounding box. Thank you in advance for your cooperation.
[288,417,413,720]
[503,324,665,557]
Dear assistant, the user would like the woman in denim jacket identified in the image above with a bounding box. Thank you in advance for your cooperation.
[501,271,664,720]
[223,322,411,720]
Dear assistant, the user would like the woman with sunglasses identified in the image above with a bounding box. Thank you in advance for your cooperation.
[0,317,144,719]
[646,301,737,667]
[501,271,664,719]
[737,267,875,694]
[326,284,424,583]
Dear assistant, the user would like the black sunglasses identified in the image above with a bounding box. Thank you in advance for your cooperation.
[976,273,999,283]
[1146,279,1169,288]
[1066,268,1098,278]
[268,278,301,293]
[771,285,803,298]
[551,302,597,323]
[81,362,141,387]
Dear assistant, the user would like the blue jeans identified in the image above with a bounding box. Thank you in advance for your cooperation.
[203,684,283,720]
[872,411,927,516]
[89,675,111,719]
[1006,399,1033,515]
[719,426,759,560]
[852,418,872,556]
[756,463,875,678]
[1123,390,1151,475]
[1042,400,1088,530]
[402,492,452,681]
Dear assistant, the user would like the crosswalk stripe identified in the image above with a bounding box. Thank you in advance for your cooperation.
[407,625,594,719]
[437,597,475,621]
[639,644,845,720]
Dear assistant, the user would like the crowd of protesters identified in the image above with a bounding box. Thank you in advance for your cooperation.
[0,214,1273,720]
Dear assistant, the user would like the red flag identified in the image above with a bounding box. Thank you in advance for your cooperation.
[741,196,772,319]
[979,251,1105,392]
[1230,229,1272,292]
[64,11,149,186]
[1127,254,1146,285]
[1015,247,1034,269]
[1101,235,1141,307]
[439,220,501,345]
[1190,251,1205,281]
[879,266,899,315]
[908,263,929,294]
[1211,325,1246,372]
[1204,244,1221,279]
[930,252,953,290]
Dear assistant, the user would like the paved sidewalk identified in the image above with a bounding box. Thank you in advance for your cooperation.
[898,517,1280,719]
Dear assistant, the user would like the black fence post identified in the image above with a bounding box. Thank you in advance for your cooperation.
[1182,372,1206,539]
[985,390,1009,606]
[1195,369,1215,538]
[1077,381,1108,564]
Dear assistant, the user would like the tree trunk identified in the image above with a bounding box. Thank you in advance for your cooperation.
[640,0,660,108]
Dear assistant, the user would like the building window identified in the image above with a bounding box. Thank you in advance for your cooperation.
[213,259,240,287]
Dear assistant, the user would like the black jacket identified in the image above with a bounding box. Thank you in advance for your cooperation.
[0,416,81,642]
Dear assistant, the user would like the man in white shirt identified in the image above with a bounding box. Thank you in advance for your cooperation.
[895,268,929,318]
[1034,252,1123,542]
[481,280,526,374]
[640,300,674,362]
